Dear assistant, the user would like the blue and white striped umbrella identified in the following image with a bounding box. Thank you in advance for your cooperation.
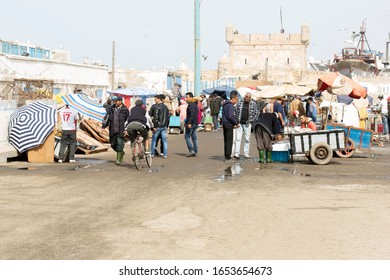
[8,102,57,153]
[61,94,106,122]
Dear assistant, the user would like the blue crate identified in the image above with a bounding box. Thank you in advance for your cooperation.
[272,150,290,163]
[169,116,181,127]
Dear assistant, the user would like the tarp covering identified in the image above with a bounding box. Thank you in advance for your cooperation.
[317,72,368,99]
[107,88,158,97]
[202,85,237,100]
[254,84,313,99]
[61,94,106,122]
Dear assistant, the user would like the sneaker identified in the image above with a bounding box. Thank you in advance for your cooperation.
[186,151,195,157]
[163,156,167,159]
[233,153,240,160]
[58,160,63,163]
[69,159,76,163]
[244,154,251,159]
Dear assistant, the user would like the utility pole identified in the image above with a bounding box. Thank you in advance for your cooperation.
[194,0,201,96]
[112,41,115,90]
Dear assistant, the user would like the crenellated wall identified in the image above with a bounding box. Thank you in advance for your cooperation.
[221,24,310,81]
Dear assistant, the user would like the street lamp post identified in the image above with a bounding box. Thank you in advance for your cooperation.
[194,0,201,96]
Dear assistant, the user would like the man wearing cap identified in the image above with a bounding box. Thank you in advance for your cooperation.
[125,99,151,154]
[102,96,129,165]
[378,95,389,140]
[58,104,79,163]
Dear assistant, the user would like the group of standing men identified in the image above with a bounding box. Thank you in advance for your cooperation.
[221,91,282,164]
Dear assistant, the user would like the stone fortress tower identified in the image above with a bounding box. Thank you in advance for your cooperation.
[219,23,310,82]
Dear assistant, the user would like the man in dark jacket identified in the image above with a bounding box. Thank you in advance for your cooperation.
[209,93,222,131]
[254,112,281,163]
[184,92,199,157]
[222,91,239,162]
[102,96,129,165]
[125,99,150,153]
[149,94,170,158]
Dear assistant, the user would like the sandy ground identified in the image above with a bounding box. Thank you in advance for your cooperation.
[0,130,390,260]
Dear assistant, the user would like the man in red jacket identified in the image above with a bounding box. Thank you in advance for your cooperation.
[300,114,317,131]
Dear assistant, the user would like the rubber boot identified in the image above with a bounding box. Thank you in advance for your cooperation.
[116,151,124,165]
[266,150,273,163]
[258,150,265,163]
[115,152,121,165]
[119,151,124,164]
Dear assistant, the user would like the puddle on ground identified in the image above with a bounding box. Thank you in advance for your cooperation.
[62,159,109,171]
[215,163,243,182]
[17,167,36,171]
[72,164,94,171]
[148,167,161,173]
[291,168,311,177]
[276,167,290,172]
[73,159,109,164]
[255,165,311,177]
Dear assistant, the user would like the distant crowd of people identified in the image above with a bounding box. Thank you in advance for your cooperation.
[58,87,321,164]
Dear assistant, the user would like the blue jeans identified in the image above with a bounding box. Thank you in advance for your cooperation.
[150,127,168,156]
[381,113,389,135]
[185,125,198,154]
[212,114,219,130]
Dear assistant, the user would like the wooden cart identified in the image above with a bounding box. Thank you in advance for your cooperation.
[289,129,346,165]
[326,123,374,158]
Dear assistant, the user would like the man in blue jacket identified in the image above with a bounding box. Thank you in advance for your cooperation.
[222,91,240,162]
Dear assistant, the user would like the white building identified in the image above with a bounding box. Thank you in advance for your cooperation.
[0,39,109,101]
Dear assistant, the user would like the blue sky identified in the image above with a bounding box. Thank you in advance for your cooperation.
[1,0,389,70]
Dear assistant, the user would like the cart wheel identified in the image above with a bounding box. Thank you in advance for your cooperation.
[309,142,333,165]
[335,138,355,158]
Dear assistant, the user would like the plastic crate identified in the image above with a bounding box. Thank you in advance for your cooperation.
[272,150,290,163]
[169,116,181,127]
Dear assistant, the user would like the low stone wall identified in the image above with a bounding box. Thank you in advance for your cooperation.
[0,100,18,163]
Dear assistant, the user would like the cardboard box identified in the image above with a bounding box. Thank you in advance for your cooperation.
[27,129,55,163]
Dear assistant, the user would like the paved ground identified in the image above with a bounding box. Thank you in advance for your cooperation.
[0,130,390,260]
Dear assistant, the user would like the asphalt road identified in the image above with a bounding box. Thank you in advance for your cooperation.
[0,130,389,260]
